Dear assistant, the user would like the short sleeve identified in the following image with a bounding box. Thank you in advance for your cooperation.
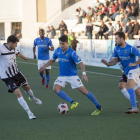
[49,39,53,47]
[52,49,58,60]
[33,39,37,47]
[131,47,140,57]
[72,51,82,64]
[113,47,118,58]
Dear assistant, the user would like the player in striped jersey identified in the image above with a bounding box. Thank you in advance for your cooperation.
[0,35,42,119]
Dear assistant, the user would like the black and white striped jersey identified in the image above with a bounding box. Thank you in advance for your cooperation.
[0,43,20,79]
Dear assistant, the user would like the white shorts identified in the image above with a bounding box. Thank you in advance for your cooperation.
[38,60,51,70]
[54,76,84,89]
[127,68,140,90]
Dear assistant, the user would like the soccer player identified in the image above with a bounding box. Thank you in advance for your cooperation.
[0,35,42,119]
[108,53,140,105]
[39,35,102,115]
[33,29,54,88]
[102,32,140,114]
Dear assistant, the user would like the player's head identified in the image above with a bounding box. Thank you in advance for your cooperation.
[115,32,125,46]
[39,29,45,37]
[7,35,19,50]
[59,35,68,50]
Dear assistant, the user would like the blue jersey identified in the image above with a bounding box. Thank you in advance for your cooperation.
[52,47,82,76]
[113,43,140,75]
[33,37,53,60]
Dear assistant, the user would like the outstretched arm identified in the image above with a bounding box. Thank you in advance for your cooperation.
[17,52,29,61]
[79,62,88,82]
[39,59,55,72]
[33,47,36,59]
[101,57,118,67]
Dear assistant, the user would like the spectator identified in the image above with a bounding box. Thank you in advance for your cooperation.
[125,19,133,39]
[130,5,138,19]
[86,7,93,22]
[110,1,120,20]
[98,3,109,20]
[50,26,56,38]
[71,33,79,51]
[121,22,127,33]
[94,20,109,39]
[93,6,99,22]
[78,7,84,23]
[119,8,127,22]
[128,20,140,39]
[46,26,51,38]
[86,21,93,39]
[103,22,114,39]
[13,25,22,39]
[58,21,67,36]
[108,3,116,17]
[113,21,122,34]
[64,30,74,47]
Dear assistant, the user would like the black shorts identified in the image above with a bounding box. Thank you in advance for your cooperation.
[2,72,28,93]
[119,74,127,83]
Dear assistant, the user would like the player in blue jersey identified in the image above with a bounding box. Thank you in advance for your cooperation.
[101,32,140,114]
[33,29,54,88]
[39,35,102,115]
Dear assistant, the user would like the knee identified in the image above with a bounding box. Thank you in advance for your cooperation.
[118,83,125,90]
[126,84,132,90]
[53,86,60,94]
[23,84,30,91]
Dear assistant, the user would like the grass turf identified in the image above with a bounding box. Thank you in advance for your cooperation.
[0,58,139,140]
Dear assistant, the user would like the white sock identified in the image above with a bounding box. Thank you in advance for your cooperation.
[121,88,130,100]
[25,89,35,99]
[17,96,32,115]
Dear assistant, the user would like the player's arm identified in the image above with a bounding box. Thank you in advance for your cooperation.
[17,52,29,61]
[33,39,37,59]
[79,62,88,82]
[39,59,55,72]
[47,39,54,51]
[101,57,118,67]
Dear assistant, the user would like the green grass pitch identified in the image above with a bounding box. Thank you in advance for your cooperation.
[0,58,139,140]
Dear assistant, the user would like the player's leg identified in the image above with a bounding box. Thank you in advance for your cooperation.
[135,87,140,99]
[126,75,139,114]
[53,84,74,104]
[118,78,130,100]
[45,69,50,88]
[13,88,36,119]
[38,60,45,85]
[22,84,42,105]
[78,86,102,115]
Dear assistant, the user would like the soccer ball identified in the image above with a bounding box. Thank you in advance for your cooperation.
[57,103,69,114]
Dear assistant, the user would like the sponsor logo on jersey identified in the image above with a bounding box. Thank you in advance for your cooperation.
[124,50,127,53]
[66,53,68,57]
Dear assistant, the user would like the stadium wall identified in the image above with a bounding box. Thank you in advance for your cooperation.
[0,39,135,70]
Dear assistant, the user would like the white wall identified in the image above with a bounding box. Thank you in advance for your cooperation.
[0,0,22,22]
[22,0,44,39]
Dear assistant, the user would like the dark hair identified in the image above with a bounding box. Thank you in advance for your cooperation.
[39,29,44,32]
[109,23,112,26]
[115,32,125,40]
[7,35,19,43]
[59,35,68,42]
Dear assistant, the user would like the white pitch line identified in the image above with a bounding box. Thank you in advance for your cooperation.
[17,61,121,78]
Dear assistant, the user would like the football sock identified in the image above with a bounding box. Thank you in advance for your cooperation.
[24,89,35,99]
[57,90,74,103]
[127,88,137,107]
[46,74,50,85]
[121,88,130,100]
[17,96,32,115]
[40,73,45,79]
[86,91,101,110]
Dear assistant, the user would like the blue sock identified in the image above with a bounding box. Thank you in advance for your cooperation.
[57,90,74,103]
[86,91,101,110]
[40,73,45,79]
[46,74,50,85]
[127,88,137,107]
